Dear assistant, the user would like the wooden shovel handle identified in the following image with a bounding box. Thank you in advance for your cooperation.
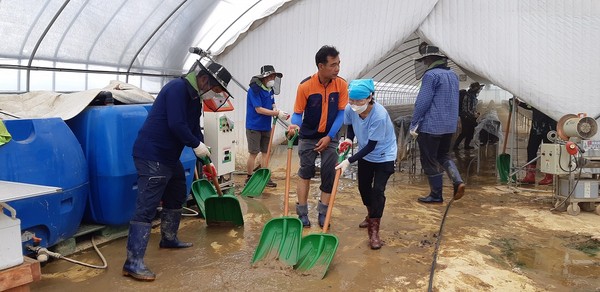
[502,100,514,153]
[283,129,297,216]
[264,117,277,168]
[322,169,341,233]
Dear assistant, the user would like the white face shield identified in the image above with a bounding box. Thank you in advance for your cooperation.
[272,76,282,95]
[414,58,427,80]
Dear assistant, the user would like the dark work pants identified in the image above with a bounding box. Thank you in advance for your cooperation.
[455,116,477,147]
[357,159,395,218]
[418,132,454,176]
[132,158,187,223]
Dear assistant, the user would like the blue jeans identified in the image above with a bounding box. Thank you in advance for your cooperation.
[131,158,187,223]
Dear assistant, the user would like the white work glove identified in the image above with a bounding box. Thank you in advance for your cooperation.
[338,138,352,153]
[409,125,419,139]
[335,159,350,172]
[193,142,210,158]
[277,110,290,121]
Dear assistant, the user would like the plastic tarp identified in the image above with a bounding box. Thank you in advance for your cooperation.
[0,81,154,120]
[418,0,600,123]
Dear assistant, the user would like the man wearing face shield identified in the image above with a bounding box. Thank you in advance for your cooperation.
[410,43,466,204]
[245,65,289,187]
[335,79,397,249]
[123,59,233,281]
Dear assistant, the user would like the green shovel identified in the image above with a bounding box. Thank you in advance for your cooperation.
[251,130,303,266]
[294,146,349,278]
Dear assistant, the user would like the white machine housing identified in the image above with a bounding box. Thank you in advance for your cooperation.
[203,100,236,176]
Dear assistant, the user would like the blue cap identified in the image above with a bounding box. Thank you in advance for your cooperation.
[348,79,375,100]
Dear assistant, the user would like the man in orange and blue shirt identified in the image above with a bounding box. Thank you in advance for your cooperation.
[287,45,348,228]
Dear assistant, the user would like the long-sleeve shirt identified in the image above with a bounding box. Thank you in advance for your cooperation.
[410,66,459,135]
[133,77,202,166]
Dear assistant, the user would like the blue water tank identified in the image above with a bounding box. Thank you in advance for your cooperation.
[0,118,89,249]
[67,105,197,225]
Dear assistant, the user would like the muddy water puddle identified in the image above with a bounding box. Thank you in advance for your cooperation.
[31,145,600,291]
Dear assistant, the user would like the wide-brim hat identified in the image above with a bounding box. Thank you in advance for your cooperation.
[414,45,446,61]
[252,65,283,79]
[197,60,233,98]
[469,82,484,90]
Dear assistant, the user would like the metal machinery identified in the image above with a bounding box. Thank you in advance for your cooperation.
[539,113,600,215]
[203,98,236,190]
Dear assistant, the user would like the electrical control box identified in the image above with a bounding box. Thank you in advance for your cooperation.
[203,100,235,176]
[540,144,576,175]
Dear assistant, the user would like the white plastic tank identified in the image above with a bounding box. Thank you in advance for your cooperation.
[0,212,23,270]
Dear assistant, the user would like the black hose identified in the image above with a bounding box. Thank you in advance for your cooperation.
[427,198,454,292]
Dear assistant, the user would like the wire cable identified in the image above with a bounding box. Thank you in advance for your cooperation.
[427,198,455,292]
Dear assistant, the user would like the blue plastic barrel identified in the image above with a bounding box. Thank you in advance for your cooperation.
[0,118,89,249]
[67,105,196,225]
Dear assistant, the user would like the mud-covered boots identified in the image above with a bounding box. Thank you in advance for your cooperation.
[296,203,310,227]
[520,163,536,184]
[367,218,382,250]
[359,206,371,228]
[123,221,155,281]
[159,208,193,248]
[538,173,553,185]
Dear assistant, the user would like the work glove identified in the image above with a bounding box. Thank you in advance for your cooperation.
[277,110,290,121]
[193,142,210,158]
[409,125,419,139]
[335,159,350,172]
[202,163,217,180]
[338,138,353,153]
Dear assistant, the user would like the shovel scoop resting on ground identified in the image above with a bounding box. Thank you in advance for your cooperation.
[241,117,278,197]
[294,147,349,278]
[251,130,303,266]
[192,156,243,226]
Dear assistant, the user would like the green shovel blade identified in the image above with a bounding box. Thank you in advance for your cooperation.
[191,179,217,218]
[294,233,339,278]
[251,216,303,266]
[204,194,244,226]
[240,168,271,197]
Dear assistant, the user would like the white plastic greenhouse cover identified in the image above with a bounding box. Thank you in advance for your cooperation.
[0,0,290,93]
[2,0,600,151]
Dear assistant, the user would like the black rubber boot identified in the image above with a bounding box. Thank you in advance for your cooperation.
[159,208,193,248]
[418,174,444,203]
[122,221,156,281]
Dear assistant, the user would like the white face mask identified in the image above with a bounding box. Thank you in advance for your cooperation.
[266,80,275,88]
[350,103,368,114]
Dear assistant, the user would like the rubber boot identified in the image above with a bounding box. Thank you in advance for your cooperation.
[296,203,310,227]
[359,206,371,228]
[367,218,382,250]
[317,200,329,228]
[159,208,193,248]
[418,174,444,203]
[538,173,553,185]
[520,163,536,184]
[122,221,156,281]
[443,161,465,200]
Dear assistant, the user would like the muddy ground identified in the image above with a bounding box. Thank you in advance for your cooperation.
[32,104,600,291]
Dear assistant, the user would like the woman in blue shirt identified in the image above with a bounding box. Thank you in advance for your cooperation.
[336,79,397,250]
